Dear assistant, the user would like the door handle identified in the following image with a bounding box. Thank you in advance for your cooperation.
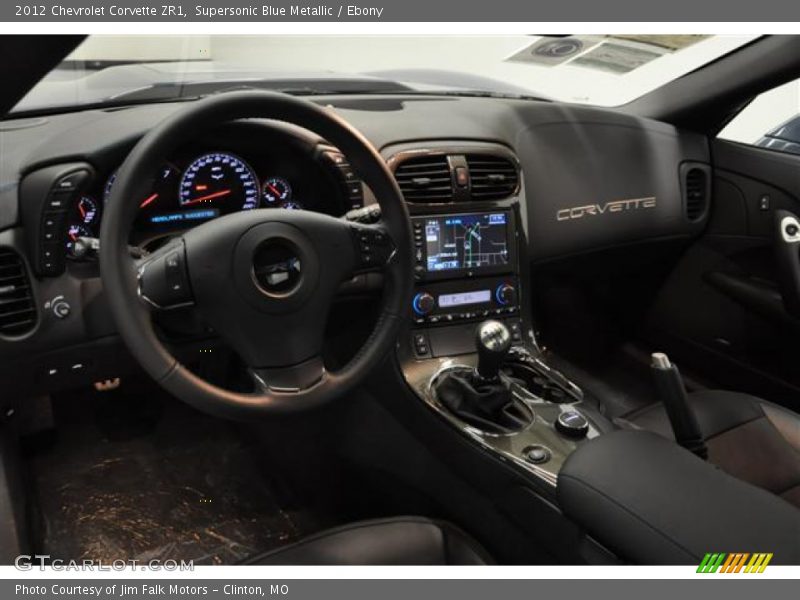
[774,209,800,317]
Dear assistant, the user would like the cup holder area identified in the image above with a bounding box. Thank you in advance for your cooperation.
[502,362,573,403]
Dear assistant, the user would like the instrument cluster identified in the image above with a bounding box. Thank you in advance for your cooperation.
[65,147,354,252]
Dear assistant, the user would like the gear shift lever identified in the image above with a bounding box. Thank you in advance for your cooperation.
[476,320,512,381]
[434,320,530,434]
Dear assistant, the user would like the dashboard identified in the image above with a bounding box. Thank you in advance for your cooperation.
[0,93,711,399]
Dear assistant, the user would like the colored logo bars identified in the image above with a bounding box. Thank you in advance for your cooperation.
[697,553,773,573]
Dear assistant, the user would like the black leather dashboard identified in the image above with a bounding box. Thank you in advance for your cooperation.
[0,93,712,391]
[0,95,711,261]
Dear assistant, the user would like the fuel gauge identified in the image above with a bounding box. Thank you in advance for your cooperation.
[262,177,292,206]
[76,196,98,225]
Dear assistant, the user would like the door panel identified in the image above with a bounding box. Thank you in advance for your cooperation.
[643,139,800,411]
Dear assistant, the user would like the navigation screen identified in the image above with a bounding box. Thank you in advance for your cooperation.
[425,212,509,272]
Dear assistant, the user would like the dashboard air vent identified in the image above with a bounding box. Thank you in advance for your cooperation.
[465,154,519,200]
[684,167,709,221]
[0,248,37,337]
[394,155,454,203]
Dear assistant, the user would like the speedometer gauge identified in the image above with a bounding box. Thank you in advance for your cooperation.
[179,152,259,212]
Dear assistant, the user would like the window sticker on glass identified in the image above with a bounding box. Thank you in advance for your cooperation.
[570,41,667,74]
[505,36,603,66]
[505,34,709,75]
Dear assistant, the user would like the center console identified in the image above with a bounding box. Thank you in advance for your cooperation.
[391,143,604,492]
[409,210,523,356]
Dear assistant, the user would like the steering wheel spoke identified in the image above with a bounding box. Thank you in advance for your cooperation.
[136,239,195,310]
[251,355,327,393]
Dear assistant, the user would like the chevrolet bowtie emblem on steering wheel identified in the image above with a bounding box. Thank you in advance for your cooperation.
[252,240,303,296]
[255,257,301,288]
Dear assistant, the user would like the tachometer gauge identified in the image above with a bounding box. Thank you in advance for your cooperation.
[263,177,292,206]
[76,196,98,225]
[179,152,259,211]
[104,163,179,210]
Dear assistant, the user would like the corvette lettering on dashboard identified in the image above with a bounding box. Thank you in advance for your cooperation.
[556,196,657,221]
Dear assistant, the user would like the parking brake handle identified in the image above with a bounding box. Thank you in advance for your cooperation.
[650,353,708,460]
[774,209,800,318]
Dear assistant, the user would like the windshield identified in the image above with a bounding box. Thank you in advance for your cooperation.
[13,34,759,114]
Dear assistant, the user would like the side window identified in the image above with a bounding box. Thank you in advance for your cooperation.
[718,79,800,156]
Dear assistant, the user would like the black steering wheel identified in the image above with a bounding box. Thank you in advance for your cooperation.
[99,91,413,418]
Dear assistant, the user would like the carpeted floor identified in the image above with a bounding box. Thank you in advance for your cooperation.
[25,383,331,565]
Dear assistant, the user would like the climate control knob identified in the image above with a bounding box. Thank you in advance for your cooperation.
[412,292,436,316]
[495,283,517,306]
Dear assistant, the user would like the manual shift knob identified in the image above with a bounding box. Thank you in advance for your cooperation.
[475,320,512,381]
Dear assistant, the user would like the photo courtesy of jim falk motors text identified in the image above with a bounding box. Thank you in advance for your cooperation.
[15,583,289,596]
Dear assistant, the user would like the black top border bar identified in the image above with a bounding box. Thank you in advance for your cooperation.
[4,0,800,22]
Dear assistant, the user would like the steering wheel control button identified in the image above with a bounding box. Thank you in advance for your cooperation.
[555,410,590,438]
[165,252,187,293]
[524,445,551,465]
[322,150,347,167]
[138,244,193,309]
[353,226,394,270]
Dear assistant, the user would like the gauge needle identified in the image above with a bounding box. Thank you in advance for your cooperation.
[78,202,86,219]
[140,193,159,208]
[183,189,232,205]
[267,184,282,198]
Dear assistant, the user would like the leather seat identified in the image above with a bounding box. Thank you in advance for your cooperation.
[242,517,492,565]
[620,390,800,508]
